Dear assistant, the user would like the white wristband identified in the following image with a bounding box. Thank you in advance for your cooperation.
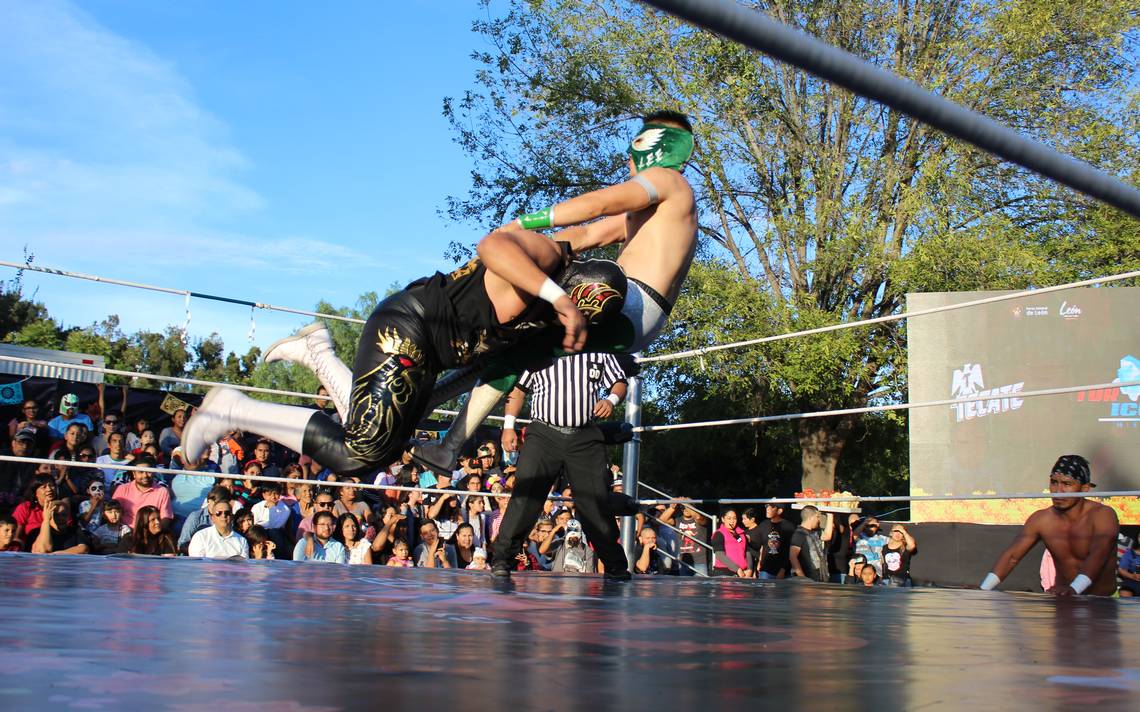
[502,415,516,430]
[1070,573,1092,594]
[605,393,621,407]
[537,277,567,305]
[980,572,1001,591]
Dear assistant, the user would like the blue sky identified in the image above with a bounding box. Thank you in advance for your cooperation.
[1,0,495,354]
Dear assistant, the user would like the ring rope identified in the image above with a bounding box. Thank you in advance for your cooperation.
[0,260,366,325]
[0,354,527,424]
[4,455,1134,507]
[638,269,1140,365]
[641,491,1140,506]
[6,261,1136,371]
[637,0,1140,219]
[3,455,537,500]
[636,378,1140,433]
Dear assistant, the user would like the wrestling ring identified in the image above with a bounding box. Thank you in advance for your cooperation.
[3,0,1140,708]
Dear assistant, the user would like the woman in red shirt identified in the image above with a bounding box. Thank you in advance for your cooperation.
[12,474,57,549]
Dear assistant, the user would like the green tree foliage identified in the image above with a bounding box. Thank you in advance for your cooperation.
[444,0,1139,493]
[247,292,378,404]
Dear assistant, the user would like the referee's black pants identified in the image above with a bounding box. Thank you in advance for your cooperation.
[491,420,628,574]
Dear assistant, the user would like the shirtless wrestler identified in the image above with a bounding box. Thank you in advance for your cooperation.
[981,455,1120,596]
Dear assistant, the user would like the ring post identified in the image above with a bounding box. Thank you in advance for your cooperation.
[620,375,643,563]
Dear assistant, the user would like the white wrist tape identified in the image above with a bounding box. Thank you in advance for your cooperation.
[1070,573,1092,594]
[537,277,567,305]
[605,393,621,407]
[502,415,516,430]
[980,572,1001,591]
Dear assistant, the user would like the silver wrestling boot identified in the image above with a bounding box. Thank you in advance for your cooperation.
[182,387,312,462]
[263,322,352,421]
[411,382,506,472]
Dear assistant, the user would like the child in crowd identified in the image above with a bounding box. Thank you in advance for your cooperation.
[89,500,131,554]
[251,483,291,530]
[466,547,490,570]
[387,539,413,567]
[246,525,277,560]
[234,510,254,538]
[78,481,106,531]
[0,515,21,552]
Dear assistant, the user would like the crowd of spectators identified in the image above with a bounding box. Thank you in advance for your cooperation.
[1,391,742,576]
[5,388,1139,595]
[36,388,1140,593]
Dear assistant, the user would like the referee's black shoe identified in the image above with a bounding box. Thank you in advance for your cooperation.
[491,560,512,578]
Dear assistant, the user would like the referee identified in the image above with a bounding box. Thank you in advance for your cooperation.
[491,351,632,579]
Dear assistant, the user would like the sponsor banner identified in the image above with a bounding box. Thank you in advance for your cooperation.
[908,288,1139,524]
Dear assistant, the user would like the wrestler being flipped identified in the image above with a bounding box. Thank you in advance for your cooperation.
[412,109,699,471]
[980,455,1120,596]
[182,110,699,477]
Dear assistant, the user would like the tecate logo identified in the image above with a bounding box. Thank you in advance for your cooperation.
[1058,301,1082,319]
[949,363,1025,423]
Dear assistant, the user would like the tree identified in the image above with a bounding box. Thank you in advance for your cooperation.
[445,0,1139,491]
[247,292,378,404]
[5,318,65,350]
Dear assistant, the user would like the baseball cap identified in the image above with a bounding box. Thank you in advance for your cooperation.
[565,519,583,538]
[473,547,487,559]
[14,427,37,443]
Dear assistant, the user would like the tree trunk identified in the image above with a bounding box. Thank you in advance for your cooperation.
[796,416,856,491]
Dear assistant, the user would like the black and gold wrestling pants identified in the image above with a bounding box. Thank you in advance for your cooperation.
[301,291,438,475]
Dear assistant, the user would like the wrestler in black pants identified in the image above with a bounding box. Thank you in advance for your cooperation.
[492,420,628,574]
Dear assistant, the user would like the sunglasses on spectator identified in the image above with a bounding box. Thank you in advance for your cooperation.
[213,510,233,518]
[316,501,335,508]
[104,419,119,425]
[79,453,94,460]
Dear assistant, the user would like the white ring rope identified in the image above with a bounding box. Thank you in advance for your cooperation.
[0,354,526,424]
[3,455,522,500]
[8,260,1136,369]
[5,455,1134,506]
[8,259,1136,398]
[0,260,366,325]
[641,491,1140,505]
[636,378,1140,433]
[638,269,1140,364]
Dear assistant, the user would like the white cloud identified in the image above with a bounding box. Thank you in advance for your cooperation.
[0,0,260,231]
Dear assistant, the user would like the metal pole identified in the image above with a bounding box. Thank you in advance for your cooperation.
[620,375,642,563]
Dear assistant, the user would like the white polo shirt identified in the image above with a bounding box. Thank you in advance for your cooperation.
[251,500,292,529]
[188,526,250,559]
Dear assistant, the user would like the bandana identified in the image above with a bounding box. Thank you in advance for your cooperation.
[628,123,694,171]
[1052,455,1092,486]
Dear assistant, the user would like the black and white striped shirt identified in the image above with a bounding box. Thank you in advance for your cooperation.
[519,352,627,428]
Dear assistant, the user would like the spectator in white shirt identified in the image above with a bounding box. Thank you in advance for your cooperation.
[251,483,291,530]
[188,500,249,559]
